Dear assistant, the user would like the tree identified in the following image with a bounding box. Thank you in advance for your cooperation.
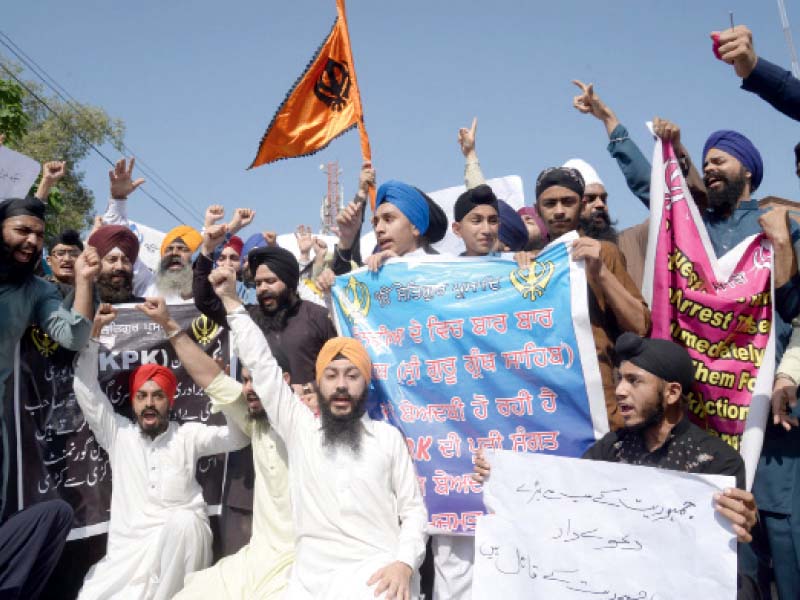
[0,61,125,245]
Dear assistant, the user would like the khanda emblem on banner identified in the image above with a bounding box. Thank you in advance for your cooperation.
[314,58,351,112]
[510,261,556,301]
[340,276,370,322]
[191,315,219,345]
[30,327,59,357]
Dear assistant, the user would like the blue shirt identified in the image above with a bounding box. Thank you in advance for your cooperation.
[741,56,800,122]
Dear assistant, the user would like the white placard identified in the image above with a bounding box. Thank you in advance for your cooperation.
[0,146,40,200]
[128,220,165,273]
[473,450,737,600]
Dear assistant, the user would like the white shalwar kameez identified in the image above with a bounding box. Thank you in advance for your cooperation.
[73,339,249,600]
[175,372,295,599]
[226,308,429,600]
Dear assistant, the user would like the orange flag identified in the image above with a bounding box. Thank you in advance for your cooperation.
[250,0,372,176]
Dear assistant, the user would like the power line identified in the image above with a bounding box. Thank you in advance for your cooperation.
[0,31,204,225]
[0,62,187,225]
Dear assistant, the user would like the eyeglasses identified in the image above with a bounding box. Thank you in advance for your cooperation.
[52,249,81,258]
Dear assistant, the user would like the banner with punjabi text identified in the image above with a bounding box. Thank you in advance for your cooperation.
[643,139,775,489]
[330,236,608,534]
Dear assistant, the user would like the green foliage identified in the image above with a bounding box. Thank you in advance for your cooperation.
[0,79,29,144]
[1,61,125,247]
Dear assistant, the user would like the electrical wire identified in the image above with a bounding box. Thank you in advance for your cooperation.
[0,31,204,225]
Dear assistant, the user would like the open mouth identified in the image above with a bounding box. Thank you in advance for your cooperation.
[14,248,34,262]
[141,410,160,425]
[617,403,634,417]
[330,396,352,411]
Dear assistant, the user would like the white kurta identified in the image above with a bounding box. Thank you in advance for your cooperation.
[227,309,429,600]
[175,372,294,599]
[73,340,249,600]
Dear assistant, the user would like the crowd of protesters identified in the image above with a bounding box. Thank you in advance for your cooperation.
[0,23,798,600]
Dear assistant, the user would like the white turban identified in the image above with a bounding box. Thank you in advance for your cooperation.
[562,158,604,188]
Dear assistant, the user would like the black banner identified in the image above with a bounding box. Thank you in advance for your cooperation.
[15,304,230,538]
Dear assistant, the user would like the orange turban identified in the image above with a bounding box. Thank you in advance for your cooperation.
[129,364,178,407]
[315,337,372,385]
[160,225,202,256]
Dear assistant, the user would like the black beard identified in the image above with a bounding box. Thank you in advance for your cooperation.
[0,240,38,284]
[251,288,299,333]
[580,213,618,243]
[622,398,665,434]
[137,410,170,440]
[705,170,747,216]
[319,390,368,455]
[96,270,134,303]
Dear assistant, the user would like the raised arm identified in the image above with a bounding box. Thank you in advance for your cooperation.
[34,161,67,202]
[571,79,652,207]
[715,25,800,122]
[72,305,128,451]
[210,266,309,439]
[192,224,230,325]
[458,117,486,189]
[332,162,372,275]
[35,247,99,350]
[135,296,222,388]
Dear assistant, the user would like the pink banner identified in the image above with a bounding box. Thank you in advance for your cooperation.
[649,142,773,452]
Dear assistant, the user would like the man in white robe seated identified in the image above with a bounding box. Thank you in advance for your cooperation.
[73,302,249,600]
[174,361,294,599]
[208,266,429,600]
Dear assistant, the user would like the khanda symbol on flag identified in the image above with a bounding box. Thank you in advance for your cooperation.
[250,0,373,203]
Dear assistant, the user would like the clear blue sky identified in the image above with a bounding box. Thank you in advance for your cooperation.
[4,0,800,234]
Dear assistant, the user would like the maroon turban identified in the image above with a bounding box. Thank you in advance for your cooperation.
[223,235,244,257]
[129,364,178,407]
[87,225,140,263]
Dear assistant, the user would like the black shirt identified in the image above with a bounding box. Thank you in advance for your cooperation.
[582,416,746,489]
[193,253,337,384]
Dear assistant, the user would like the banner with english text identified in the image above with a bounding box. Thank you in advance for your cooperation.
[643,139,775,489]
[330,236,608,534]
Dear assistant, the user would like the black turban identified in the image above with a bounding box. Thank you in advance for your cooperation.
[87,225,140,264]
[52,229,84,252]
[0,194,46,223]
[419,188,448,244]
[535,167,585,199]
[453,184,499,222]
[248,246,300,290]
[615,333,695,394]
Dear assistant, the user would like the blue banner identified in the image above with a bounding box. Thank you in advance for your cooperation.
[331,236,607,534]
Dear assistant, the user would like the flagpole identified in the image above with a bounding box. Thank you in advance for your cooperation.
[336,0,377,208]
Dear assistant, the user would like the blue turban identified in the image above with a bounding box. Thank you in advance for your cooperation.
[702,130,763,191]
[376,180,430,235]
[241,232,267,267]
[498,199,528,251]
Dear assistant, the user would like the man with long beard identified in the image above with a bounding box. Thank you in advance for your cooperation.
[208,265,428,599]
[73,300,248,600]
[142,228,202,303]
[193,227,336,387]
[700,130,800,598]
[0,189,98,596]
[86,224,142,304]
